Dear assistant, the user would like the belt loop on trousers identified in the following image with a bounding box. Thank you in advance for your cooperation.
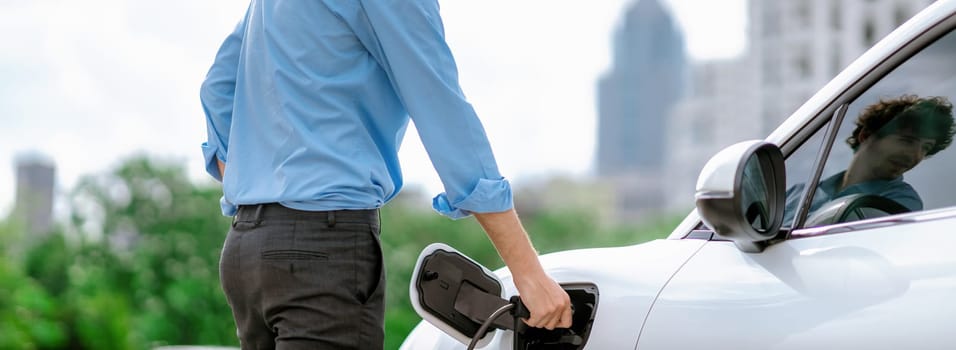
[328,211,336,228]
[253,204,264,226]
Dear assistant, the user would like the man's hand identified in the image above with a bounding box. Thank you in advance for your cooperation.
[511,268,573,329]
[473,209,572,330]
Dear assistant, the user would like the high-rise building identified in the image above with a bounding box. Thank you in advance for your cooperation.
[596,0,688,221]
[597,0,688,175]
[665,0,936,212]
[13,155,56,234]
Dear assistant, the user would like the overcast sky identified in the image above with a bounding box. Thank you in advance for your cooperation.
[0,0,746,215]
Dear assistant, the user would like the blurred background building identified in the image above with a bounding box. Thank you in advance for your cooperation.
[596,0,688,221]
[12,153,56,235]
[598,0,937,222]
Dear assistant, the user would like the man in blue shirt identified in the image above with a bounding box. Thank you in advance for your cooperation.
[783,95,955,227]
[200,1,571,348]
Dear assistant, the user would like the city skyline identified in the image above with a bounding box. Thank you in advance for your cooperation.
[0,0,747,216]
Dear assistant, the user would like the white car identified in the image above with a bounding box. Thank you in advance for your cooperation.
[402,1,956,349]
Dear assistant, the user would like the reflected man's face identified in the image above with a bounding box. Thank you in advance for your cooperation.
[857,131,936,180]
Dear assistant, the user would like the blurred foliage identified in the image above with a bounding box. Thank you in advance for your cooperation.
[0,156,683,349]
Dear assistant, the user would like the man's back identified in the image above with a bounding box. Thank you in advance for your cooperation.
[201,0,509,217]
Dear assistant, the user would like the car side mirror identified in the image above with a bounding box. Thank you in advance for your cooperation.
[696,140,785,252]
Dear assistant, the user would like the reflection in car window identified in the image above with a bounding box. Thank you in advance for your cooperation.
[786,30,956,229]
[802,96,953,226]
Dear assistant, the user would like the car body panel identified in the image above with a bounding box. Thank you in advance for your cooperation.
[400,239,707,349]
[639,208,956,349]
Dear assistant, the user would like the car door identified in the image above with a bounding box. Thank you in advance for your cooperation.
[637,216,956,349]
[638,6,956,350]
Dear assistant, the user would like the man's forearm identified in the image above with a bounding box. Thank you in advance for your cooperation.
[472,209,545,276]
[472,208,572,329]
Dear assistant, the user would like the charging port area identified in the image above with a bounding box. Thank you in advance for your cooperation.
[513,284,598,349]
[410,244,598,349]
[414,247,505,339]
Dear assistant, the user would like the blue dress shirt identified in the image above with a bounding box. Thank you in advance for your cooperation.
[200,0,512,218]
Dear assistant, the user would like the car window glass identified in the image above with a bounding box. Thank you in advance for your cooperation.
[803,30,956,227]
[780,119,833,228]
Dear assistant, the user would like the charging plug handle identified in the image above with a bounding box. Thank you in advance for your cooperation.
[454,282,523,331]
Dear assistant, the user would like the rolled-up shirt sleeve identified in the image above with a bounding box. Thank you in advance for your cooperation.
[361,0,514,218]
[432,178,514,219]
[199,12,247,182]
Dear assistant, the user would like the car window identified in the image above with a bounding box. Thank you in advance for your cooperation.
[780,119,833,228]
[789,30,956,229]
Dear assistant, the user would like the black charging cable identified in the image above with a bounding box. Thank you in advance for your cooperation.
[466,302,515,350]
[466,295,534,349]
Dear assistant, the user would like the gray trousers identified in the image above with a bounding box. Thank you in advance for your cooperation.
[219,203,385,349]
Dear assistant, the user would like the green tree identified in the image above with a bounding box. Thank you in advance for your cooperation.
[0,222,67,349]
[65,155,236,349]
